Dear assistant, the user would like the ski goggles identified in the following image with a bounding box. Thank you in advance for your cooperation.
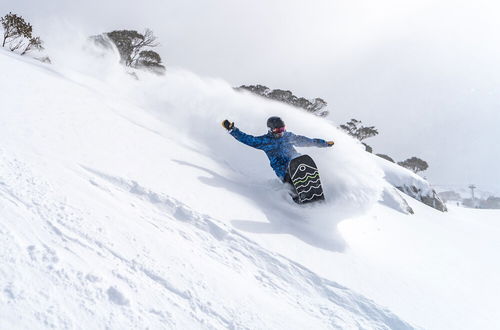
[272,126,286,133]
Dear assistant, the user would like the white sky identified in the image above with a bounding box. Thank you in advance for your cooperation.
[2,0,499,194]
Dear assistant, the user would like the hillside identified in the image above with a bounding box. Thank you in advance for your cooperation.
[1,46,499,330]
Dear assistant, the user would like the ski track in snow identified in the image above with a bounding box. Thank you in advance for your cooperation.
[0,149,413,329]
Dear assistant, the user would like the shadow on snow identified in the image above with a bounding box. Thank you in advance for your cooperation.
[173,159,347,252]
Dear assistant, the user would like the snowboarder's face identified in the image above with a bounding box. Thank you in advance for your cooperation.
[271,126,286,138]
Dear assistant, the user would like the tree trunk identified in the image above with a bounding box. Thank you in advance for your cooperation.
[20,45,28,55]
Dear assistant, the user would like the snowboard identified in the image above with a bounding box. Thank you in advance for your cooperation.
[287,155,325,204]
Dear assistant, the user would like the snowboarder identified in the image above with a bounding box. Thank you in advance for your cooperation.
[221,116,334,186]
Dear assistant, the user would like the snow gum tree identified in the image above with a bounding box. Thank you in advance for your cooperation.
[1,12,44,55]
[340,119,379,141]
[340,119,379,153]
[398,157,429,173]
[136,50,165,73]
[236,85,329,117]
[92,29,166,74]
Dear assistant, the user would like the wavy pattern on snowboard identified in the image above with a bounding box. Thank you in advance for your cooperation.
[289,155,325,203]
[295,178,321,190]
[297,183,322,195]
[292,171,319,185]
[300,192,325,202]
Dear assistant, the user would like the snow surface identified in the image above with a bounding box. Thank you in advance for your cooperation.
[1,45,499,330]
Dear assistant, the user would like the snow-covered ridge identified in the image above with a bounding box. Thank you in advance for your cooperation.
[0,45,413,328]
[373,155,447,212]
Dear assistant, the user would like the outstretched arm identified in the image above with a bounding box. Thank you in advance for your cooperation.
[230,128,267,149]
[222,120,266,149]
[289,133,333,147]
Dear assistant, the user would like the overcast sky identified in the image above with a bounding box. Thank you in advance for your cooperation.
[2,0,499,194]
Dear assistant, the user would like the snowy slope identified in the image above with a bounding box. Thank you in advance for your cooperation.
[0,48,411,329]
[0,151,407,329]
[1,44,499,330]
[251,198,500,330]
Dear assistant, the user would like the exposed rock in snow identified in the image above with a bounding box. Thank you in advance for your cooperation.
[397,184,447,212]
[373,154,447,212]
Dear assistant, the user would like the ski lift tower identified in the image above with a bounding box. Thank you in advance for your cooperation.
[468,184,477,207]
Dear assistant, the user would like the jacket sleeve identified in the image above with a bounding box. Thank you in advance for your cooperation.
[229,128,267,149]
[289,133,328,147]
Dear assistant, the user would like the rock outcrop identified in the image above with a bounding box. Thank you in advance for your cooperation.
[396,184,447,212]
[374,155,447,212]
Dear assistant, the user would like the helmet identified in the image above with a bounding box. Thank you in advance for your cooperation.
[267,116,286,137]
[267,116,285,130]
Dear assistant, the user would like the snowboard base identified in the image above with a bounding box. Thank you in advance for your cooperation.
[287,155,325,204]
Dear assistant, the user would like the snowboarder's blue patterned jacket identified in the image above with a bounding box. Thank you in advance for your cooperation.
[229,128,328,180]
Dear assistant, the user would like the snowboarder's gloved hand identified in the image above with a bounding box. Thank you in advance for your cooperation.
[326,141,334,147]
[222,119,234,131]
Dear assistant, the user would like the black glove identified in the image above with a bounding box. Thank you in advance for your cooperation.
[221,119,234,131]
